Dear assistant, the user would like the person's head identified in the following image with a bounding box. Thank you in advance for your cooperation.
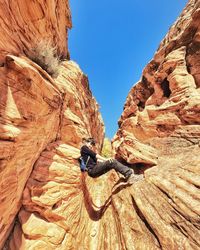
[83,137,96,149]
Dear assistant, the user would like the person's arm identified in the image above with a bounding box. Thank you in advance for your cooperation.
[96,154,114,163]
[96,154,107,162]
[81,146,97,158]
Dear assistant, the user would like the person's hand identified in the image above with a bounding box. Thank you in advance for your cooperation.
[108,158,114,163]
[97,159,104,163]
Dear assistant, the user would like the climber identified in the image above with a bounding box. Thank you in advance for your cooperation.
[80,137,143,184]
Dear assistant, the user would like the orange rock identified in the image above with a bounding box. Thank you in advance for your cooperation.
[0,0,104,248]
[1,56,104,249]
[56,61,104,150]
[0,55,62,248]
[2,0,200,250]
[0,0,71,62]
[8,142,159,250]
[114,1,200,166]
[112,0,200,248]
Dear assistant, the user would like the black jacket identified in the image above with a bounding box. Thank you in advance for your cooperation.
[80,145,97,169]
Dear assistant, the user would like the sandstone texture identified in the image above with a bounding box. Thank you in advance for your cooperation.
[0,1,104,249]
[1,0,200,250]
[6,60,105,250]
[0,0,72,63]
[112,0,200,249]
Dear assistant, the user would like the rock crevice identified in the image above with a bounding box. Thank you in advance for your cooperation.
[1,0,200,249]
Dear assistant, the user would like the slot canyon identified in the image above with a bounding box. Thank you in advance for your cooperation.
[0,0,200,249]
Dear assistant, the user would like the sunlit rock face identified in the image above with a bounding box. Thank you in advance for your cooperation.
[0,0,71,246]
[0,55,62,248]
[0,0,104,249]
[1,0,200,250]
[0,57,104,249]
[112,0,200,249]
[6,60,105,250]
[0,0,72,62]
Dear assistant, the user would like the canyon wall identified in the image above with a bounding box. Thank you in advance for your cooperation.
[113,0,200,249]
[1,0,200,249]
[0,1,104,249]
[0,0,72,62]
[5,59,105,250]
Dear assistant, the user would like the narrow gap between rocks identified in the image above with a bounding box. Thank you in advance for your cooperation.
[131,196,162,249]
[116,157,154,174]
[161,78,171,98]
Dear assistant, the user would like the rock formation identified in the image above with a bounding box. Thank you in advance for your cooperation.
[0,0,72,63]
[101,138,113,158]
[5,59,104,250]
[0,1,104,249]
[113,0,200,248]
[0,0,200,249]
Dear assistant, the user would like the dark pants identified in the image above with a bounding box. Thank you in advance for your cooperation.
[87,159,132,178]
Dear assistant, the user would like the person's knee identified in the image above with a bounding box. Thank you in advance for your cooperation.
[88,170,95,178]
[112,159,118,164]
[108,159,118,167]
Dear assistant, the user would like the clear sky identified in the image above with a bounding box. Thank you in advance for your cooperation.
[68,0,188,139]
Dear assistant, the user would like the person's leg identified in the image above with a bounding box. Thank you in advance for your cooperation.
[111,160,144,184]
[88,161,112,177]
[88,159,132,178]
[110,159,132,178]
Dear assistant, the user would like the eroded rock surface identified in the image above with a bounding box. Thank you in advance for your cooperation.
[0,1,104,249]
[1,0,200,249]
[4,61,104,249]
[0,55,62,248]
[0,0,72,63]
[112,0,200,248]
[1,56,104,249]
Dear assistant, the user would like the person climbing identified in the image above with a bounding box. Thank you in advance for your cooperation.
[80,137,143,184]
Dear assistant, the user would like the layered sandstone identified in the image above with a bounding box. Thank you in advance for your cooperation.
[6,60,104,250]
[0,0,72,63]
[113,0,200,248]
[0,54,62,248]
[0,1,104,249]
[0,57,104,249]
[1,0,200,250]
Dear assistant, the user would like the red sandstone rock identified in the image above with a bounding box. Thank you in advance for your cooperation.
[56,61,104,149]
[0,1,104,249]
[0,55,62,248]
[1,0,200,249]
[1,56,104,249]
[0,0,71,63]
[112,0,200,248]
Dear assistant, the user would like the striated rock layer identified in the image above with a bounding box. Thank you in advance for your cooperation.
[1,56,104,250]
[0,0,72,246]
[0,54,62,248]
[113,0,200,249]
[0,0,104,249]
[1,0,200,250]
[0,0,72,63]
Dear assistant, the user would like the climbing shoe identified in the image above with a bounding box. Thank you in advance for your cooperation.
[124,169,134,181]
[126,172,144,184]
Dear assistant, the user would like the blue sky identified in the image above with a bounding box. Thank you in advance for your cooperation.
[68,0,188,139]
